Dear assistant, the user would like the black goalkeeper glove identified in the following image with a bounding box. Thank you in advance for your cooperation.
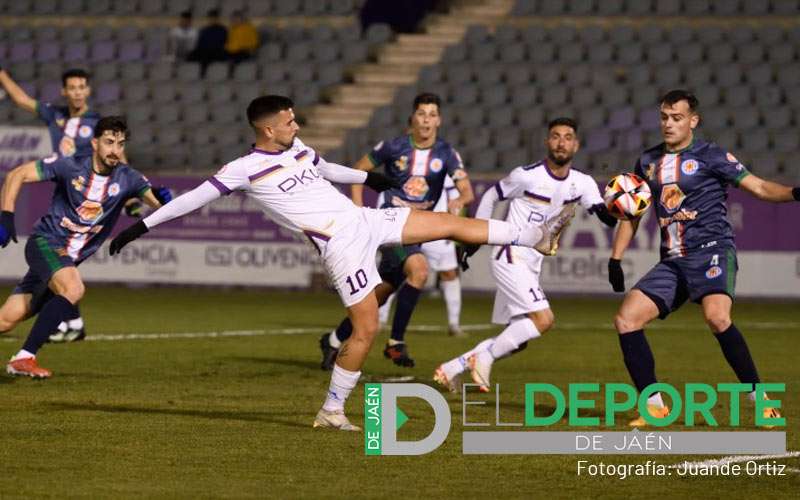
[0,211,17,248]
[110,220,148,255]
[608,258,625,292]
[457,244,480,271]
[364,171,402,192]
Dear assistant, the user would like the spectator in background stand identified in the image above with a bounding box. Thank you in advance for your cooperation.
[188,9,228,77]
[225,10,260,69]
[167,11,198,61]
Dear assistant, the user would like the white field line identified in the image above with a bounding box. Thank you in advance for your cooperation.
[0,320,796,344]
[670,451,800,471]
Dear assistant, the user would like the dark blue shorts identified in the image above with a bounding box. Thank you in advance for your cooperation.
[378,244,423,289]
[12,236,75,315]
[634,242,738,319]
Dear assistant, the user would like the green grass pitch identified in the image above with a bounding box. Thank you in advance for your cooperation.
[0,285,797,498]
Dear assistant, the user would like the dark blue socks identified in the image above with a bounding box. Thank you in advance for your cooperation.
[390,284,422,343]
[618,330,658,393]
[714,323,760,391]
[23,295,76,354]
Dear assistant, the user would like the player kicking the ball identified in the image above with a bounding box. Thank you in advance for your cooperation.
[109,95,572,431]
[608,90,798,426]
[434,118,617,392]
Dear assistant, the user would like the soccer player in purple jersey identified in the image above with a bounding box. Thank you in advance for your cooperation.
[608,90,799,426]
[320,93,474,370]
[0,117,171,378]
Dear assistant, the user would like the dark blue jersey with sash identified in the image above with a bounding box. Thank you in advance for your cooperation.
[32,154,151,263]
[368,135,466,211]
[36,102,101,158]
[634,139,750,260]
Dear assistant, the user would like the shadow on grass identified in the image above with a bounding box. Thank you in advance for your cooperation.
[223,356,321,372]
[46,401,309,428]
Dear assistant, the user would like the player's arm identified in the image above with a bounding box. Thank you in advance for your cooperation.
[317,157,399,192]
[0,68,37,113]
[449,176,474,214]
[0,160,43,247]
[737,174,799,203]
[608,218,640,292]
[110,181,221,255]
[349,154,377,207]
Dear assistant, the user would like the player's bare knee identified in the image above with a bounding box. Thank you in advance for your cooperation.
[530,311,554,333]
[704,313,731,334]
[61,281,85,303]
[405,261,429,288]
[614,311,641,334]
[439,269,458,281]
[0,316,16,333]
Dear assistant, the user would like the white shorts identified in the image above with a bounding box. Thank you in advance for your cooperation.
[421,239,458,272]
[321,207,411,307]
[490,245,550,325]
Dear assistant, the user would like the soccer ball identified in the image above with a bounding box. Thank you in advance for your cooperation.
[603,173,652,220]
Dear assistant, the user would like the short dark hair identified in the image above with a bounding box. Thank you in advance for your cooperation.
[208,8,220,18]
[660,89,699,112]
[548,117,578,135]
[94,116,129,140]
[247,95,294,126]
[413,92,442,112]
[61,68,90,87]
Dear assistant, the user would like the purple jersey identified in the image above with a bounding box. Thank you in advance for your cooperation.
[36,102,101,158]
[634,139,750,260]
[32,154,151,263]
[368,135,466,210]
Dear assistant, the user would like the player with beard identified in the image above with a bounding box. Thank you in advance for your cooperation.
[434,118,618,392]
[0,117,170,378]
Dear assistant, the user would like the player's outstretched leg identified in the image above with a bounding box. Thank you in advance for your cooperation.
[315,291,381,431]
[703,294,780,425]
[6,268,83,379]
[614,290,668,426]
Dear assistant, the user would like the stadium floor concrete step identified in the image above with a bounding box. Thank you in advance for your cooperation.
[395,33,464,47]
[305,105,374,128]
[330,84,397,104]
[297,129,345,153]
[351,64,421,86]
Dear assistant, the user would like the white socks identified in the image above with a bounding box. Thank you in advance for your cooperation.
[440,278,461,328]
[648,393,665,408]
[12,349,35,361]
[488,318,541,360]
[322,364,361,412]
[487,220,543,247]
[441,337,496,380]
[379,293,395,325]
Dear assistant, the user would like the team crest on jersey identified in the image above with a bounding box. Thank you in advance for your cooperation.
[706,266,722,279]
[395,155,408,171]
[403,176,429,200]
[680,159,699,175]
[76,200,103,223]
[108,183,120,197]
[645,163,656,180]
[71,176,86,191]
[78,125,93,138]
[56,118,65,128]
[59,136,76,156]
[430,158,443,173]
[660,184,685,212]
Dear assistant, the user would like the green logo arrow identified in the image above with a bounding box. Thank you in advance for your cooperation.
[396,407,409,430]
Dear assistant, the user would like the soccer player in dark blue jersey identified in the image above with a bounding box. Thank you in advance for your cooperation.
[320,93,474,369]
[608,90,799,426]
[0,117,171,378]
[0,66,100,158]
